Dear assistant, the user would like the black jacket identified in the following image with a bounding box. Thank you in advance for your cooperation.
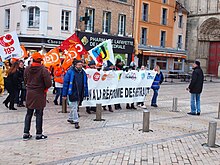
[189,66,204,94]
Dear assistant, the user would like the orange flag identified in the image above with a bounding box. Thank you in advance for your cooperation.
[43,47,60,67]
[21,45,28,59]
[62,46,79,71]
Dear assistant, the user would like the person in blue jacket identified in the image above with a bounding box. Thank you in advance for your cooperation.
[62,60,88,129]
[151,65,164,107]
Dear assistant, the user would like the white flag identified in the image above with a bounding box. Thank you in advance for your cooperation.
[88,39,115,66]
[0,31,22,61]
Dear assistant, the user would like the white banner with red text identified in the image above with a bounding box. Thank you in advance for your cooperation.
[81,69,156,106]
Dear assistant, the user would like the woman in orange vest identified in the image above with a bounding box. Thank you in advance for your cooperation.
[53,64,65,105]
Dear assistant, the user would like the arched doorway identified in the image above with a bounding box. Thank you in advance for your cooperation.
[198,17,220,76]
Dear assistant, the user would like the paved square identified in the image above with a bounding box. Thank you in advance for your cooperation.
[0,80,220,165]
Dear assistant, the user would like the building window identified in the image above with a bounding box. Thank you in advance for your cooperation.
[161,8,167,25]
[173,58,183,71]
[103,11,111,34]
[5,9,10,29]
[177,35,182,49]
[118,14,126,36]
[85,8,95,32]
[28,7,40,28]
[160,31,166,47]
[119,0,127,2]
[157,57,167,70]
[61,10,71,31]
[162,0,167,3]
[140,27,147,45]
[178,15,183,28]
[142,3,149,22]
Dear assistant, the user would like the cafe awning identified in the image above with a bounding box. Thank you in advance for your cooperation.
[143,51,187,59]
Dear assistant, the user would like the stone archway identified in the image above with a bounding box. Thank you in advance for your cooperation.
[198,17,220,41]
[198,17,220,75]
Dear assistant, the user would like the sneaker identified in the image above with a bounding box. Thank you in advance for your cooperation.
[36,135,47,140]
[187,112,197,115]
[74,122,80,129]
[67,119,75,124]
[126,105,131,109]
[103,107,107,111]
[131,106,137,110]
[20,104,26,107]
[23,134,32,141]
[197,112,200,116]
[53,100,58,105]
[151,104,158,107]
[86,109,91,114]
[141,105,147,109]
[9,107,17,110]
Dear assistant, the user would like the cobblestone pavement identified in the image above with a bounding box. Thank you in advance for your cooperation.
[0,80,220,165]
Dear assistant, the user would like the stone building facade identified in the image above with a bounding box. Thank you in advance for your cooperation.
[133,0,188,73]
[178,0,220,76]
[76,0,135,65]
[0,0,77,54]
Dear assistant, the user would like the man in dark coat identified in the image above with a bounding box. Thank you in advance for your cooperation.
[63,60,88,129]
[187,61,204,115]
[23,52,52,140]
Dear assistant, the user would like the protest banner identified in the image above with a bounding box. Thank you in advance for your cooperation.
[82,69,156,106]
[0,31,22,61]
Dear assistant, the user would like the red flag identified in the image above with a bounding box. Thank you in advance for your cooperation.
[59,33,88,58]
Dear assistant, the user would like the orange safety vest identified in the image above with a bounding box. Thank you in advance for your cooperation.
[54,67,64,84]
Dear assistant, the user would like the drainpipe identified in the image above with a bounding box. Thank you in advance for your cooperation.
[75,0,80,31]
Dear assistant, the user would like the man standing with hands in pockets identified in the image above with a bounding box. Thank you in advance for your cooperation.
[186,60,204,116]
[62,60,88,129]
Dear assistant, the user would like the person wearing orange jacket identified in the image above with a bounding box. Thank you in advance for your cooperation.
[53,64,65,105]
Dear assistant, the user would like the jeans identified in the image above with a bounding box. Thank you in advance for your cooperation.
[14,89,19,104]
[15,89,26,105]
[151,89,159,105]
[54,88,63,104]
[190,93,201,114]
[19,89,26,104]
[24,109,43,135]
[68,101,79,123]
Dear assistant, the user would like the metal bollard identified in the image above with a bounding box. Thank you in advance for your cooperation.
[143,110,150,132]
[62,98,67,113]
[172,98,178,112]
[94,104,105,121]
[207,121,217,147]
[218,103,220,119]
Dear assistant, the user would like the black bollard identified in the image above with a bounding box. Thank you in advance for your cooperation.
[62,98,67,113]
[94,103,105,121]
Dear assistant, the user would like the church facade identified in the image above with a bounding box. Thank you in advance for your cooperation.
[178,0,220,76]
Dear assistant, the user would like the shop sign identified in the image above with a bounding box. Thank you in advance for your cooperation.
[77,31,134,54]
